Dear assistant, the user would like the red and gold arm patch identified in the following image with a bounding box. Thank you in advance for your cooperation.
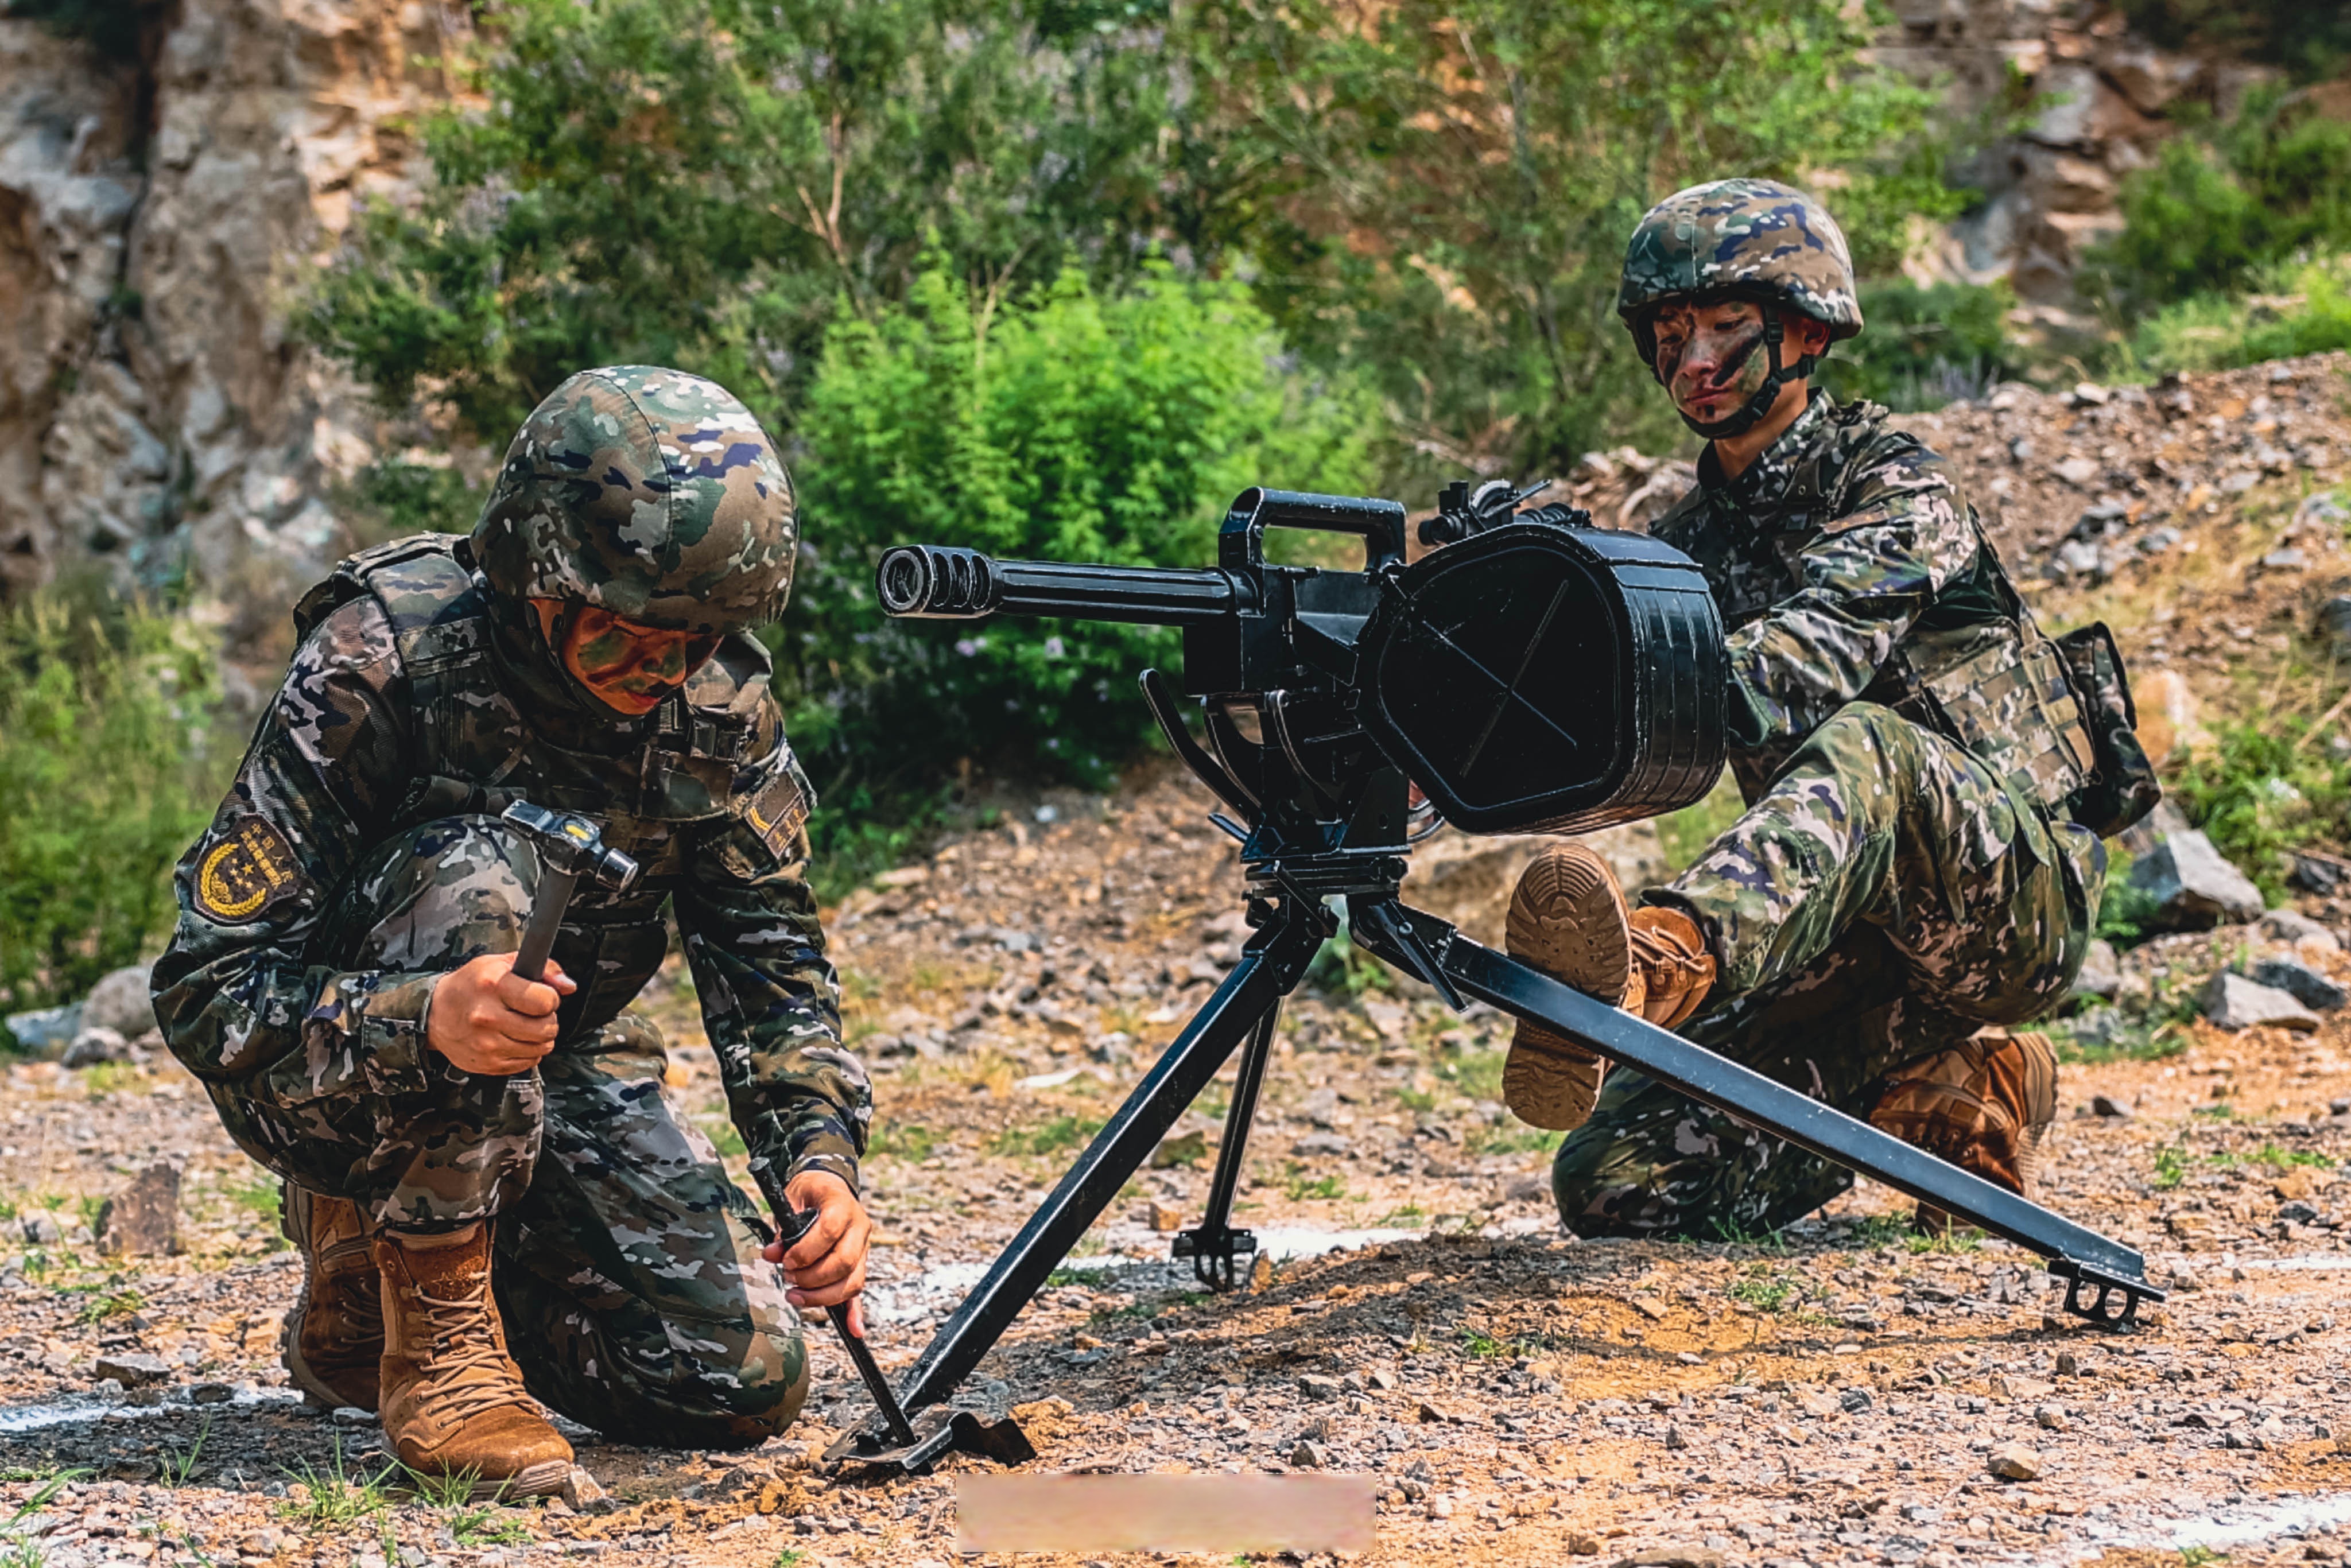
[193,817,309,924]
[742,764,812,862]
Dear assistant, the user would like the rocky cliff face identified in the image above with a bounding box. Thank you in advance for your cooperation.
[0,1,2303,601]
[1880,0,2269,317]
[0,0,453,614]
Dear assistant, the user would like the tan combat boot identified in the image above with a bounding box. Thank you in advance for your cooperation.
[1868,1028,2058,1234]
[1502,845,1719,1131]
[375,1221,573,1497]
[279,1185,384,1413]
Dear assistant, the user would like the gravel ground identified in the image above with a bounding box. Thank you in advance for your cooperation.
[6,354,2351,1566]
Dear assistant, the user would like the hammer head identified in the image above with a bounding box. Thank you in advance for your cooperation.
[499,800,641,892]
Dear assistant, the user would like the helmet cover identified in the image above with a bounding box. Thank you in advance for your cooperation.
[472,365,797,635]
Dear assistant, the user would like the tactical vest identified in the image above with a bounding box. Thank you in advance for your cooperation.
[291,534,816,1036]
[1683,406,2098,818]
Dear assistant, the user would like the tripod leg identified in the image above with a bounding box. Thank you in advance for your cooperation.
[893,902,1326,1416]
[1176,999,1281,1291]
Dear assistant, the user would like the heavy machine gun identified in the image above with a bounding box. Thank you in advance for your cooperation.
[839,485,2160,1467]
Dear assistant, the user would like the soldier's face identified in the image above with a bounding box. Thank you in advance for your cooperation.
[532,600,721,715]
[1650,301,1829,428]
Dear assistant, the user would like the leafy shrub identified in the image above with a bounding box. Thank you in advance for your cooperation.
[2118,0,2351,81]
[2169,717,2350,903]
[2121,261,2351,376]
[1819,280,2020,411]
[2091,91,2351,317]
[306,0,1200,445]
[0,593,224,1024]
[778,262,1376,798]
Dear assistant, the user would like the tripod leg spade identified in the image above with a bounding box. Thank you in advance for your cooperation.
[1173,1000,1281,1291]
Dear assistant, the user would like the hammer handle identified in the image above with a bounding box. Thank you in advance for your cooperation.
[513,864,579,986]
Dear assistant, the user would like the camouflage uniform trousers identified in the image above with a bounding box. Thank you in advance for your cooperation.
[206,815,806,1449]
[1551,703,2106,1239]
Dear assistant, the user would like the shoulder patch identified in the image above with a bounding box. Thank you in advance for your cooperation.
[743,762,812,861]
[195,817,309,924]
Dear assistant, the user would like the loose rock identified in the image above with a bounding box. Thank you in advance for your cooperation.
[1987,1442,2043,1481]
[2205,973,2322,1033]
[79,962,156,1037]
[93,1352,172,1388]
[2250,955,2347,1011]
[2128,830,2264,929]
[94,1160,180,1257]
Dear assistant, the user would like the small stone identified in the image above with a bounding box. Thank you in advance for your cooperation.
[2035,1404,2069,1431]
[1367,1368,1399,1391]
[2091,1093,2133,1119]
[1611,1551,1724,1568]
[560,1468,610,1508]
[2258,909,2341,951]
[2205,972,2321,1033]
[1290,1439,1328,1469]
[2276,1166,2327,1203]
[1415,1400,1446,1423]
[2,1002,82,1058]
[62,1026,131,1068]
[1987,1442,2042,1481]
[21,1211,61,1246]
[2054,456,2101,487]
[1427,1497,1454,1520]
[1298,1374,1342,1401]
[1665,1424,1690,1450]
[93,1352,172,1388]
[188,1381,235,1404]
[1567,1534,1603,1557]
[2055,1352,2081,1376]
[331,1405,376,1425]
[2071,939,2121,1000]
[2250,956,2347,1011]
[94,1161,181,1258]
[1147,1202,1183,1232]
[1840,1387,1873,1414]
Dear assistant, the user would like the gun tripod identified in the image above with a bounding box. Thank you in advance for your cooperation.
[834,672,2163,1461]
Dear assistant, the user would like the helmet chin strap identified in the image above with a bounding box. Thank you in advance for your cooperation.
[1670,311,1817,442]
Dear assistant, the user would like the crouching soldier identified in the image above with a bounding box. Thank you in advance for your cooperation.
[153,367,873,1492]
[1503,180,2152,1239]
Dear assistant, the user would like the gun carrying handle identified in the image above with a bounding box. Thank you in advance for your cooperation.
[1219,487,1409,572]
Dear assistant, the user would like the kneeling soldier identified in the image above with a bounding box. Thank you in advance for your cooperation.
[154,367,872,1491]
[1506,181,2120,1239]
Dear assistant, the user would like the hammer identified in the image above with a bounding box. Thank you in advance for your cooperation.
[498,800,641,985]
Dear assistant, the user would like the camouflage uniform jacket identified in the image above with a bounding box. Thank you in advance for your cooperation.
[152,533,868,1194]
[1651,394,2093,816]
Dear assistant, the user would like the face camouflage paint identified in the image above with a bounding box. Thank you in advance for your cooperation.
[532,599,721,715]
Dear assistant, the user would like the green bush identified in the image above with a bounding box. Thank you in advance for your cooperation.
[780,262,1377,798]
[306,0,1200,444]
[0,594,224,1024]
[2091,91,2351,317]
[2119,0,2351,81]
[1819,280,2019,410]
[2120,261,2351,376]
[2169,717,2350,905]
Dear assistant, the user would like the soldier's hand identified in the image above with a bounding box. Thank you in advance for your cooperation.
[766,1170,872,1337]
[425,953,576,1077]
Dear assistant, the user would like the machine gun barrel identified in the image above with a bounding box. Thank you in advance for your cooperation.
[876,544,1238,627]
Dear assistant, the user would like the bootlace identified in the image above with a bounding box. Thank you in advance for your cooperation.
[411,1266,534,1423]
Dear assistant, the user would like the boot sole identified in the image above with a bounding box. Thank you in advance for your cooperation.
[1503,845,1628,1131]
[445,1460,575,1502]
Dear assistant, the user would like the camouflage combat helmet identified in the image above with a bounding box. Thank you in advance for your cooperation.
[1618,178,1863,439]
[471,366,798,635]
